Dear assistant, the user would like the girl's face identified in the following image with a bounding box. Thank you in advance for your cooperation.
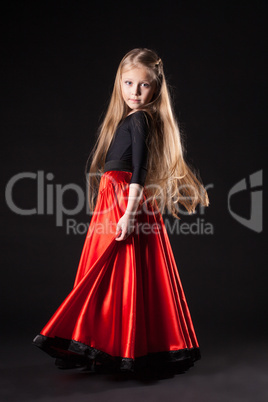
[121,66,156,112]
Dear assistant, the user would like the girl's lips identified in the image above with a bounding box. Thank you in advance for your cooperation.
[130,99,141,102]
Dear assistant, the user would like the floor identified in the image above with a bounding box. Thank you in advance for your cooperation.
[1,335,267,402]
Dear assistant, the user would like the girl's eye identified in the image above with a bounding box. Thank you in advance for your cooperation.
[124,81,150,87]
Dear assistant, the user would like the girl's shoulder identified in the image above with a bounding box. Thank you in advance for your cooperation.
[126,110,152,127]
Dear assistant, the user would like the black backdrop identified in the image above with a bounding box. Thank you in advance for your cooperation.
[1,1,266,357]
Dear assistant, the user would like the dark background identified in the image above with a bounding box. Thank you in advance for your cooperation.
[1,1,267,400]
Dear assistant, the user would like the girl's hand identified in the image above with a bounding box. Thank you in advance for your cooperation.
[115,212,136,241]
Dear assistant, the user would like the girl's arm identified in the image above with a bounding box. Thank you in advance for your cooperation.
[125,183,144,214]
[115,111,149,241]
[115,183,143,241]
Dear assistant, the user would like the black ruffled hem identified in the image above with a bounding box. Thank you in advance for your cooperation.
[32,334,201,375]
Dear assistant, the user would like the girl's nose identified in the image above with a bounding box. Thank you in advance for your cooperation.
[132,85,141,96]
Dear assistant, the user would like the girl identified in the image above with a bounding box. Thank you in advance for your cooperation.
[33,48,209,376]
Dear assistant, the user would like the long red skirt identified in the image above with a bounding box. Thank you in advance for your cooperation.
[32,170,201,374]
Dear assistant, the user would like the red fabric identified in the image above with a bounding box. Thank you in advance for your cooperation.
[40,170,200,360]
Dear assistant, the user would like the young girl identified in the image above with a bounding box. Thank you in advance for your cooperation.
[33,48,209,376]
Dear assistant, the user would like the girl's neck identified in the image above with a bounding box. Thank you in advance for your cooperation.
[127,109,140,116]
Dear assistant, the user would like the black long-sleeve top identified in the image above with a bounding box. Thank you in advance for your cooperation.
[105,111,150,186]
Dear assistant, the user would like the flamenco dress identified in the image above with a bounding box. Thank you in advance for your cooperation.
[32,111,201,374]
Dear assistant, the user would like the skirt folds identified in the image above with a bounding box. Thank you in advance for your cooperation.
[33,170,201,373]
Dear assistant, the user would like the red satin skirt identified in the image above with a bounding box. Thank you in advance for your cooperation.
[33,170,201,374]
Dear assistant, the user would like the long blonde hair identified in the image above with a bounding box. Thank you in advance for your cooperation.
[86,48,209,219]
